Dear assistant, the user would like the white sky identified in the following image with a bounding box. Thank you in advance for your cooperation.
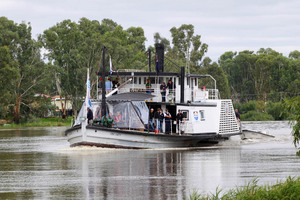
[1,0,299,61]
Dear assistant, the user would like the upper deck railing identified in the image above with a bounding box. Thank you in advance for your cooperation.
[100,84,219,103]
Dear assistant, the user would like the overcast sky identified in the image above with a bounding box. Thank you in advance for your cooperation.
[1,0,299,61]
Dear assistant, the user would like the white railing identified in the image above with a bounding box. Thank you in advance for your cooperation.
[107,85,219,103]
[194,89,219,101]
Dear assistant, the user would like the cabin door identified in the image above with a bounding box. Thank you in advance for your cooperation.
[166,105,177,133]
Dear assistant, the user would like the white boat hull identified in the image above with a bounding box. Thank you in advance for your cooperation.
[66,125,241,149]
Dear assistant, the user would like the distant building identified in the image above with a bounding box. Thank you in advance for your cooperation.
[51,95,73,116]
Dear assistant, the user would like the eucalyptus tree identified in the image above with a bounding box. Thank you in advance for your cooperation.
[41,18,147,115]
[0,17,47,123]
[41,19,85,115]
[219,50,256,102]
[220,48,299,102]
[153,32,171,52]
[289,50,300,60]
[0,46,15,116]
[169,24,208,73]
[198,61,231,99]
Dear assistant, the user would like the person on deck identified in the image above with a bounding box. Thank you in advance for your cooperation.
[154,108,161,132]
[160,82,167,102]
[98,78,103,89]
[105,78,112,93]
[164,109,172,134]
[87,107,93,124]
[235,109,240,122]
[148,108,155,131]
[167,79,175,94]
[112,78,119,95]
[176,109,184,134]
[146,79,152,94]
[159,109,164,133]
[112,78,119,89]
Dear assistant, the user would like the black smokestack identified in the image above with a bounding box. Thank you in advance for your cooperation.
[155,43,164,72]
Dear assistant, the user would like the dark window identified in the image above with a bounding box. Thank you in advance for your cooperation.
[181,110,189,121]
[200,110,205,121]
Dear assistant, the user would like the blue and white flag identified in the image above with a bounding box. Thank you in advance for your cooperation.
[85,69,92,108]
[109,55,114,74]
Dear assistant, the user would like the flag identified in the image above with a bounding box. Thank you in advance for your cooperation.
[109,55,114,74]
[85,69,92,108]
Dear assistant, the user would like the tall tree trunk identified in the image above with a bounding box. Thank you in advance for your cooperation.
[14,96,21,124]
[55,73,66,119]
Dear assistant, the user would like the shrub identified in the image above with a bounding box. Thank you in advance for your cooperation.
[239,100,257,114]
[266,101,287,120]
[241,110,274,121]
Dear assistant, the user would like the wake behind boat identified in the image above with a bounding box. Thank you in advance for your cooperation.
[65,44,242,149]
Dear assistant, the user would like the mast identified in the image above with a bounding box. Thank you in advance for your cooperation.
[101,46,106,117]
[180,66,185,103]
[148,49,151,72]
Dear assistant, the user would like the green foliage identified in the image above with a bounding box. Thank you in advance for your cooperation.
[235,99,293,121]
[189,177,300,200]
[189,190,203,200]
[237,100,257,114]
[284,96,300,147]
[241,110,274,121]
[198,63,231,99]
[220,48,299,103]
[20,114,41,124]
[40,18,147,112]
[169,24,208,71]
[266,101,287,120]
[0,17,48,123]
[30,96,57,117]
[1,117,72,128]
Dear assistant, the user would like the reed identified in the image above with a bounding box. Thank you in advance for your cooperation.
[189,177,300,200]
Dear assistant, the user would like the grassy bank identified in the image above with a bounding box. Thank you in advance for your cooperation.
[0,117,72,128]
[189,176,300,200]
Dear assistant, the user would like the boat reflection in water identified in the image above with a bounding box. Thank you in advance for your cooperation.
[64,145,241,199]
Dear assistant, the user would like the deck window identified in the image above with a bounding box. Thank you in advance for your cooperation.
[181,110,189,121]
[159,77,164,84]
[200,110,205,121]
[149,77,156,84]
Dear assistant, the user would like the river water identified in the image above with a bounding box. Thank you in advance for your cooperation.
[0,121,299,199]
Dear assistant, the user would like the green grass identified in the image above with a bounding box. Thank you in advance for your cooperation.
[0,117,72,128]
[189,176,300,200]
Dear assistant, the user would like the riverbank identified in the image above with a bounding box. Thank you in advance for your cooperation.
[189,176,300,200]
[0,117,72,128]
